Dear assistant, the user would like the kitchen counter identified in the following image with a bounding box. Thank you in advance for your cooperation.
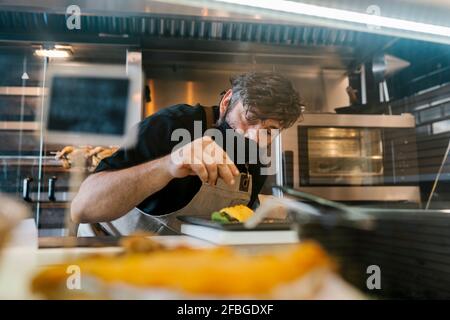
[36,235,214,266]
[0,221,301,299]
[27,236,360,300]
[36,235,300,266]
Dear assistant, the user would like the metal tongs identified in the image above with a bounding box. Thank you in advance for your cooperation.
[244,186,375,230]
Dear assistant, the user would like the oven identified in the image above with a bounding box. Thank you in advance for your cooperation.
[278,113,420,203]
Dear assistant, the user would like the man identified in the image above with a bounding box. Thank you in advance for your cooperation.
[72,72,303,235]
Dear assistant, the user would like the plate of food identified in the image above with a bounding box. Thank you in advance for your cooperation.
[177,205,292,231]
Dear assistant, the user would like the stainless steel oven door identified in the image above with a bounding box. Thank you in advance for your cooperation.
[278,113,421,203]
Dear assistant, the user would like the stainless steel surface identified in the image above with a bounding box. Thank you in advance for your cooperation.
[144,68,349,114]
[0,0,447,24]
[175,0,450,45]
[126,50,144,121]
[425,136,450,209]
[142,40,355,71]
[1,0,450,44]
[274,133,283,198]
[372,53,387,84]
[279,113,419,203]
[297,186,421,202]
[360,64,367,104]
[0,7,391,50]
[0,155,60,166]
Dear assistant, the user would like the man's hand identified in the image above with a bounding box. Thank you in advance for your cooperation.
[165,136,240,185]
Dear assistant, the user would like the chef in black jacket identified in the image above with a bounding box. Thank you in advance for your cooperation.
[72,72,304,235]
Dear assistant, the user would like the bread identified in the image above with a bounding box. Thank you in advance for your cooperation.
[31,241,343,299]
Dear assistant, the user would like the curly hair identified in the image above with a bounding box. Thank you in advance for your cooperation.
[225,72,304,129]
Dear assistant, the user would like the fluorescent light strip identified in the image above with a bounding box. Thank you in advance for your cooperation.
[213,0,450,38]
[35,49,71,58]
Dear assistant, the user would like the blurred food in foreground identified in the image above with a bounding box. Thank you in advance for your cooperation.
[54,146,118,171]
[31,240,363,299]
[119,232,166,254]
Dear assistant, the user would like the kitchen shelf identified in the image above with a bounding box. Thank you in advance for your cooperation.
[0,86,46,96]
[0,156,88,172]
[0,121,39,130]
[0,155,61,167]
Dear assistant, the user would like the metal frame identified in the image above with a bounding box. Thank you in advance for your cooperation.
[279,113,421,203]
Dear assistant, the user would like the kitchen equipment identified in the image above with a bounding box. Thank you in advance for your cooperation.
[279,113,420,203]
[276,186,450,299]
[178,215,297,245]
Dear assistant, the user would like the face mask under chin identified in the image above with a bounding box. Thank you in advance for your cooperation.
[214,120,264,167]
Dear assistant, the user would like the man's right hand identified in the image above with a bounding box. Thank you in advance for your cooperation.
[165,136,240,185]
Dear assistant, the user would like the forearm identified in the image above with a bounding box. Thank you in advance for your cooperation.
[71,155,172,223]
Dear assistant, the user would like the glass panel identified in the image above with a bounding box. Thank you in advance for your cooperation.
[0,43,131,236]
[420,107,442,123]
[432,119,450,135]
[307,128,383,185]
[443,102,450,117]
[39,53,130,237]
[416,125,431,137]
[0,46,46,223]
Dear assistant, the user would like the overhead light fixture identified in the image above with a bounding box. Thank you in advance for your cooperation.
[53,44,73,50]
[212,0,450,38]
[34,45,73,58]
[35,49,70,58]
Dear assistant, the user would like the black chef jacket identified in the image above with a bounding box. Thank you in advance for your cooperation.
[95,104,268,216]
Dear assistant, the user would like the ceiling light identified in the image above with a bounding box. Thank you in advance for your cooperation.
[34,48,72,58]
[213,0,450,38]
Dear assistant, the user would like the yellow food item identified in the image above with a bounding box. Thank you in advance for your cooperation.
[220,205,254,222]
[31,242,333,299]
[54,145,118,171]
